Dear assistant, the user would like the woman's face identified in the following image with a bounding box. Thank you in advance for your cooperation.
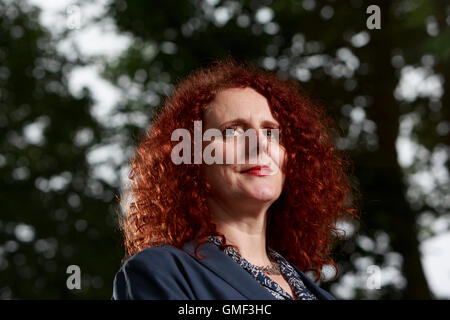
[201,87,286,207]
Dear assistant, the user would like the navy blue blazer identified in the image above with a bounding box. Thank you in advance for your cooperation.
[112,240,335,300]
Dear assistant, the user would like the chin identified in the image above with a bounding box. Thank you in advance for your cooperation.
[246,187,281,203]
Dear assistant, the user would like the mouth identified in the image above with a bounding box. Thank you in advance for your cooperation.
[240,165,273,176]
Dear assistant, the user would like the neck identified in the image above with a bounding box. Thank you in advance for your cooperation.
[207,196,273,266]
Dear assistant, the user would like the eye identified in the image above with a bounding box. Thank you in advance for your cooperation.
[262,128,280,141]
[222,126,244,137]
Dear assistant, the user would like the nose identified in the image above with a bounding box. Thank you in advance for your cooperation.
[245,129,269,163]
[258,129,269,156]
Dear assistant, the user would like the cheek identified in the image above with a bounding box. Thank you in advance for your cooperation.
[201,162,236,194]
[203,138,237,164]
[201,139,241,189]
[223,137,245,164]
[269,143,286,169]
[202,163,223,185]
[210,137,242,165]
[202,165,223,197]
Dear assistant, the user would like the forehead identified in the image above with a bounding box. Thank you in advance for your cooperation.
[204,87,278,126]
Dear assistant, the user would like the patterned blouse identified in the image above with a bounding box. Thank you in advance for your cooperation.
[208,235,317,300]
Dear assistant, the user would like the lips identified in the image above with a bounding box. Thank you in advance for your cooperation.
[241,165,272,176]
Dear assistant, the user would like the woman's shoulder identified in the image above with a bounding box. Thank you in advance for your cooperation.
[112,244,195,299]
[121,243,186,270]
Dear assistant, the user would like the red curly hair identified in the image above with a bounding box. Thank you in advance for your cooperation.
[118,57,358,281]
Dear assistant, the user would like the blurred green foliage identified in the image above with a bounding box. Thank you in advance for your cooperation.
[0,1,123,299]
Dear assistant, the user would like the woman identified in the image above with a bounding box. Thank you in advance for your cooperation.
[112,58,358,300]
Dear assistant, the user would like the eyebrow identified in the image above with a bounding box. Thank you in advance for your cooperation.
[218,118,280,130]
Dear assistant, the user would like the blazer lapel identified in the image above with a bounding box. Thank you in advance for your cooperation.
[183,240,277,300]
[290,264,335,300]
